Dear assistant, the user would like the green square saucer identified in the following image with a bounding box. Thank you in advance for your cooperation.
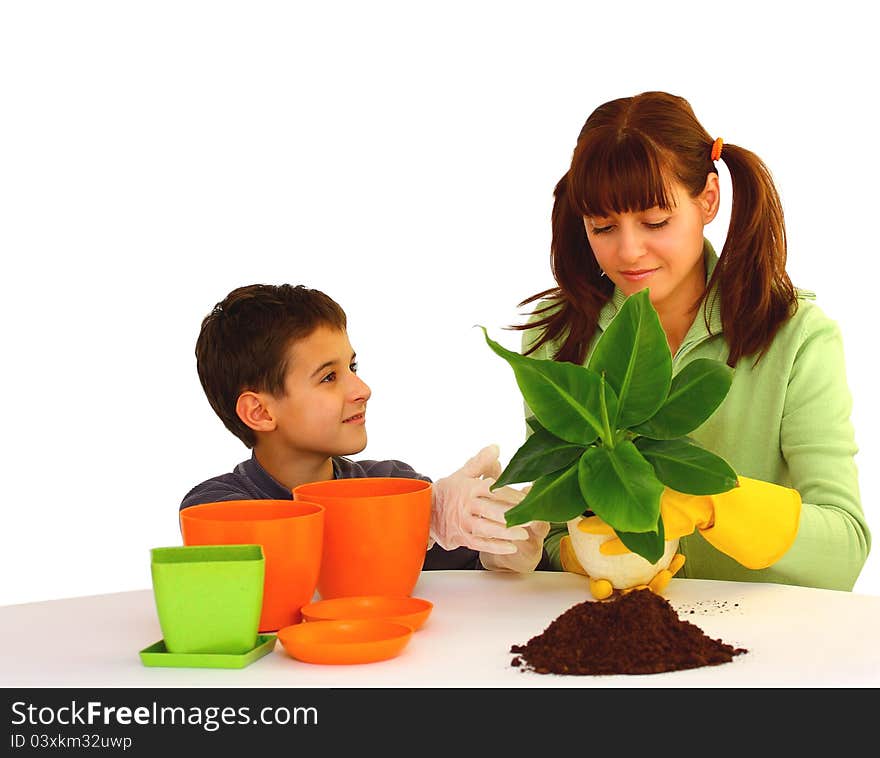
[139,634,277,669]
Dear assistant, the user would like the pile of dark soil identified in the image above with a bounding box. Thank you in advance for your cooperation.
[511,589,747,675]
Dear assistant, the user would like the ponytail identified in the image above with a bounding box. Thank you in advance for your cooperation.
[710,143,796,366]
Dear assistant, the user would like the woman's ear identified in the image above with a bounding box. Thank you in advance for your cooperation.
[699,172,721,224]
[235,391,276,433]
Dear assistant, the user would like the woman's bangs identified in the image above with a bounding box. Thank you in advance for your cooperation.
[569,132,673,218]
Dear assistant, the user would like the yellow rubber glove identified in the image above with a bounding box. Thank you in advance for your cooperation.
[601,476,802,570]
[559,476,800,599]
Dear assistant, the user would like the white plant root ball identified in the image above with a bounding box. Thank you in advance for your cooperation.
[566,517,680,589]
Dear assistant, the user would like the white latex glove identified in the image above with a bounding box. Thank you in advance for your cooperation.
[430,444,531,555]
[479,485,550,572]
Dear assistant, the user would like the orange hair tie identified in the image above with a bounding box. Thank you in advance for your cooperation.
[711,137,724,161]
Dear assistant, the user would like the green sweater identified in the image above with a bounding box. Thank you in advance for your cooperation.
[523,243,870,591]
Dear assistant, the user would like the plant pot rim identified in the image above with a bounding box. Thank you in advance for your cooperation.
[180,500,324,524]
[293,477,432,500]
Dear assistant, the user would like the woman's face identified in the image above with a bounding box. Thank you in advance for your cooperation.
[582,174,719,314]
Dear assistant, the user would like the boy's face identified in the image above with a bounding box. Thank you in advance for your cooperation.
[264,326,371,457]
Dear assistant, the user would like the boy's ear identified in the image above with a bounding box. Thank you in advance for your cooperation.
[235,391,277,433]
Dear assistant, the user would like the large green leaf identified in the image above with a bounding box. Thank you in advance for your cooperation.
[632,358,733,439]
[614,514,666,564]
[587,289,672,429]
[481,327,616,445]
[576,442,663,533]
[503,464,585,526]
[493,427,586,488]
[635,436,737,494]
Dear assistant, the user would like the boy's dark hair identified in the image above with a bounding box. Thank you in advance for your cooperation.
[196,284,347,448]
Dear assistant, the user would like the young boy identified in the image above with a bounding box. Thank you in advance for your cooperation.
[181,283,548,571]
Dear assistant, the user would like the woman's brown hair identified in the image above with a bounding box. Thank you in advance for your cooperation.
[514,91,796,368]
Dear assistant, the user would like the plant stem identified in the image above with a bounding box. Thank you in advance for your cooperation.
[599,372,614,447]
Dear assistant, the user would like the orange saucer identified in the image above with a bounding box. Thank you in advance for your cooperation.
[301,595,433,631]
[277,619,413,665]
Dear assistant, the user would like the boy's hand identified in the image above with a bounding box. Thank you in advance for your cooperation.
[430,444,531,555]
[480,511,550,572]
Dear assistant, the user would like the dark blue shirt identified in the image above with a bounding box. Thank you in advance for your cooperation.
[180,453,482,570]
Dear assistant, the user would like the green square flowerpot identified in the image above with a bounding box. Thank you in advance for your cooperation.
[150,544,265,655]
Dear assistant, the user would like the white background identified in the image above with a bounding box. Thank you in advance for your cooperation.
[1,1,877,605]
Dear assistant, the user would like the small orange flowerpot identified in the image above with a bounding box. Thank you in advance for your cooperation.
[179,500,324,632]
[292,478,431,600]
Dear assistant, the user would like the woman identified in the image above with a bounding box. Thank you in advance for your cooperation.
[515,91,869,591]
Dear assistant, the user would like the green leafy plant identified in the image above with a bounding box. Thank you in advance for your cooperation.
[481,289,737,564]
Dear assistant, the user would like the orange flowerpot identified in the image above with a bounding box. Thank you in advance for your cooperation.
[292,478,431,600]
[179,500,324,632]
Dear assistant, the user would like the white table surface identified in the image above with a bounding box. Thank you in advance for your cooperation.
[2,571,879,687]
